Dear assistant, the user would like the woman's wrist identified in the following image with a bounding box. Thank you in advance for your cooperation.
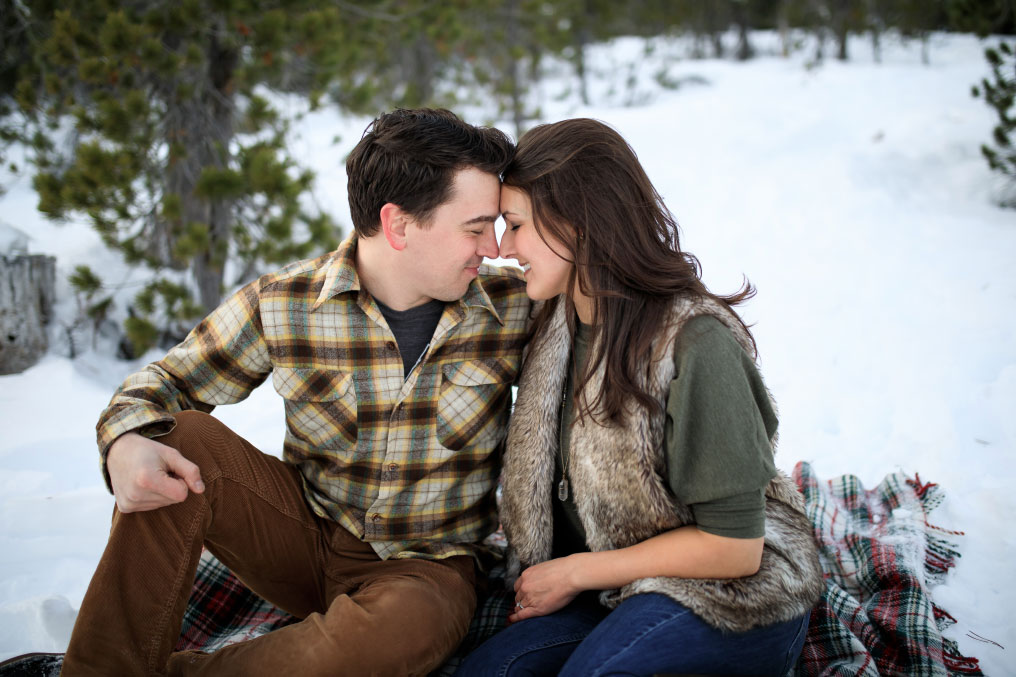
[565,551,609,593]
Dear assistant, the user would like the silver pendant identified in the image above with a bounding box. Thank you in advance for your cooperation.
[557,478,570,501]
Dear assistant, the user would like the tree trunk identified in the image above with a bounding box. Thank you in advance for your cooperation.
[779,13,790,58]
[833,0,849,61]
[505,0,525,139]
[575,25,591,106]
[193,27,237,315]
[867,0,883,63]
[163,25,237,316]
[711,31,725,59]
[0,254,56,374]
[399,34,437,105]
[705,3,725,58]
[810,0,827,63]
[733,2,753,61]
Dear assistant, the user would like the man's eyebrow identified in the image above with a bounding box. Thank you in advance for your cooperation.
[462,214,499,226]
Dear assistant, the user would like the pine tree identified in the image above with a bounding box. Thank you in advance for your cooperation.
[10,1,404,353]
[0,0,39,196]
[948,0,1016,36]
[893,0,949,64]
[443,0,573,138]
[973,42,1016,207]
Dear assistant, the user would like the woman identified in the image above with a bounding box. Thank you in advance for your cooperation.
[456,119,823,676]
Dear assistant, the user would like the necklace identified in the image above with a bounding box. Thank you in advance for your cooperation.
[557,355,571,502]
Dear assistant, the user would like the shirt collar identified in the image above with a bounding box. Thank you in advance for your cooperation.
[458,271,504,325]
[312,235,360,311]
[312,234,504,325]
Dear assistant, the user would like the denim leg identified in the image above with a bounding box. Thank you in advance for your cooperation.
[454,593,609,677]
[559,593,811,677]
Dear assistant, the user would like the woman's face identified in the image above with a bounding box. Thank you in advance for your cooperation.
[499,186,574,301]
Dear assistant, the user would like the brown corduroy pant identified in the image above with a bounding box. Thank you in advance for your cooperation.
[61,410,477,677]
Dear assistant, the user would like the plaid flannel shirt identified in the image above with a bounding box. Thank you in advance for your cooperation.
[96,236,530,560]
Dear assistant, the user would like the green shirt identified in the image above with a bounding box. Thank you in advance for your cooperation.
[552,314,778,557]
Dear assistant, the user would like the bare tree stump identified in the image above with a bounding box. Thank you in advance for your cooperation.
[0,254,57,375]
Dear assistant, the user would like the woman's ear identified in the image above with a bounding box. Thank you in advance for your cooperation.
[380,203,409,251]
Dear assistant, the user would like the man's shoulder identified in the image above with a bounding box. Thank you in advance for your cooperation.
[255,251,335,294]
[477,263,526,300]
[477,264,530,327]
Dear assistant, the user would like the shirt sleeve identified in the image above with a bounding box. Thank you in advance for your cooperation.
[95,279,272,489]
[664,314,777,538]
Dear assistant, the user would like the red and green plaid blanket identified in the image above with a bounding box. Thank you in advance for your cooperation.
[173,462,981,675]
[790,462,981,676]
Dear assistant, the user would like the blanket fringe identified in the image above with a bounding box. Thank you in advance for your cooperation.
[907,475,965,582]
[933,604,957,625]
[908,475,983,676]
[942,647,984,675]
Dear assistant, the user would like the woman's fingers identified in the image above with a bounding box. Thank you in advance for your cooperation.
[507,603,545,624]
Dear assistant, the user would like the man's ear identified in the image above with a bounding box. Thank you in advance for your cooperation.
[380,203,409,251]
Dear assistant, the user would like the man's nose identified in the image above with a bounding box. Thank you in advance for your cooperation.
[477,226,499,260]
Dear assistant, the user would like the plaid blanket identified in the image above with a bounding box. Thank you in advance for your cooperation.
[790,462,981,676]
[175,462,981,675]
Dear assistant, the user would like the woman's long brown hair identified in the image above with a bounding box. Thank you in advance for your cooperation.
[503,118,756,425]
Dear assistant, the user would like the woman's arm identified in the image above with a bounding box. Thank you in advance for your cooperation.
[509,526,763,623]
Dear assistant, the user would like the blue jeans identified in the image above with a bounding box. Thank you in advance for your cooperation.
[455,592,810,677]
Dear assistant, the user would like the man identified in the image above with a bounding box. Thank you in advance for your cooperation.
[61,108,529,676]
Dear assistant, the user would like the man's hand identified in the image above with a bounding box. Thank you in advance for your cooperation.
[107,432,205,513]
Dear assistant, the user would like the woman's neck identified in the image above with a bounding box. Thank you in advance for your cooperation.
[572,289,594,325]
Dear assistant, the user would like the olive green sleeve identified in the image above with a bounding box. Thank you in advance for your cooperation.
[664,314,778,539]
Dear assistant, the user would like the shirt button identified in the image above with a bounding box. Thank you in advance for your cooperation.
[388,463,398,472]
[386,341,397,351]
[371,513,382,522]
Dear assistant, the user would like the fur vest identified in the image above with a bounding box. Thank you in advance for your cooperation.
[501,295,824,633]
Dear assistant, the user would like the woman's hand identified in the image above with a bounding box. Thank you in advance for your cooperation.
[510,554,586,623]
[508,528,763,623]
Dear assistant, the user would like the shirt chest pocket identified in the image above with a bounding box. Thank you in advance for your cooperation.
[272,367,358,450]
[436,357,516,451]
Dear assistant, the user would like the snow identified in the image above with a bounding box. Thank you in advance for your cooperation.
[1,31,1014,674]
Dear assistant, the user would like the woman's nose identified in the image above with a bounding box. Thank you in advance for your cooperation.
[498,227,516,260]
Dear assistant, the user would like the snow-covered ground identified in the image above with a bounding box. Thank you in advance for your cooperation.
[2,31,1014,674]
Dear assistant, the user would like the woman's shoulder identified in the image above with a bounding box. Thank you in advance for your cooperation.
[672,313,748,366]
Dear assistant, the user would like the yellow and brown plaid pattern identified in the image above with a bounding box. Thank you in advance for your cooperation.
[97,236,530,560]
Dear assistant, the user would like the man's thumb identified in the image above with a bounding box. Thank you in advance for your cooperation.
[164,448,205,494]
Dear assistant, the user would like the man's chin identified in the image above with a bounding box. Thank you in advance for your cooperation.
[430,286,470,303]
[427,273,479,303]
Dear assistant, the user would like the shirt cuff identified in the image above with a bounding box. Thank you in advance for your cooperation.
[96,408,178,493]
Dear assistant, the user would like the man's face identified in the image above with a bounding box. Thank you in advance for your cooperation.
[400,167,501,305]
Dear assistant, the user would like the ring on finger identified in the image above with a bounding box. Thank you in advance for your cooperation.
[515,601,525,610]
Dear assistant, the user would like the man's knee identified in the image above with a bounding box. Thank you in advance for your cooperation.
[161,410,230,470]
[162,411,299,507]
[172,409,220,436]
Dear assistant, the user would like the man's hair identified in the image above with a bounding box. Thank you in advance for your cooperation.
[346,108,514,237]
